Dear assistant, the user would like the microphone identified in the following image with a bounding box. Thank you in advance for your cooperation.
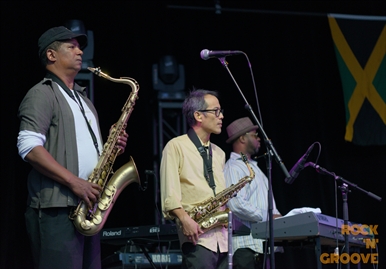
[285,144,315,184]
[200,49,242,60]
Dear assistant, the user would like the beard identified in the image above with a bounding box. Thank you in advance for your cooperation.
[247,139,259,157]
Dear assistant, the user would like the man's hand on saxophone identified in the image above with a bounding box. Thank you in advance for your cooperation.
[116,131,128,155]
[171,208,204,245]
[70,177,102,209]
[110,123,129,155]
[24,145,103,210]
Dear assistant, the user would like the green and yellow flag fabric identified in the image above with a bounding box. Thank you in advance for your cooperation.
[328,14,386,145]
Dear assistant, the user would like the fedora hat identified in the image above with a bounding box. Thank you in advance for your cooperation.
[226,117,259,143]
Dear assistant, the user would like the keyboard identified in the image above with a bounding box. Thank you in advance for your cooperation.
[101,223,179,245]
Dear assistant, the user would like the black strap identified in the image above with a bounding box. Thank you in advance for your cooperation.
[45,71,100,156]
[187,128,216,195]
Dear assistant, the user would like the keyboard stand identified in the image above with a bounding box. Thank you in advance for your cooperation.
[138,244,157,269]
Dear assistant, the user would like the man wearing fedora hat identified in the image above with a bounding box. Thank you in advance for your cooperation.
[17,26,128,268]
[224,117,282,269]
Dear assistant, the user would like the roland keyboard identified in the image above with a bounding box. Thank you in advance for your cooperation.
[101,223,179,245]
[251,212,372,247]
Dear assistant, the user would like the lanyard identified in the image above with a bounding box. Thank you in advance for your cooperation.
[187,128,216,195]
[46,71,100,156]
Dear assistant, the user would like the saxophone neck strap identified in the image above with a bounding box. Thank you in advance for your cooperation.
[46,71,100,156]
[187,128,216,195]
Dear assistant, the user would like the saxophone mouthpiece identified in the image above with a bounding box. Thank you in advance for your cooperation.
[240,152,255,180]
[88,67,101,76]
[240,152,247,162]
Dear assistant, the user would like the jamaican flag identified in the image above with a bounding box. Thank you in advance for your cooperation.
[328,14,386,146]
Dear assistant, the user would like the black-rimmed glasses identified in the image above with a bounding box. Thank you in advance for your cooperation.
[197,108,224,117]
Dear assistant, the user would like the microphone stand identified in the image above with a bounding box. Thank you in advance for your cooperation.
[306,162,382,269]
[218,57,290,269]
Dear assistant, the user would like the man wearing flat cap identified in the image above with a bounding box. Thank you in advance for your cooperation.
[224,117,281,269]
[17,26,128,268]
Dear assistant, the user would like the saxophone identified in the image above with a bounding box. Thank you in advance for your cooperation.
[188,152,255,233]
[70,67,140,236]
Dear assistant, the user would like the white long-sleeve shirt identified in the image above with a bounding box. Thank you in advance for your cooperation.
[224,152,280,254]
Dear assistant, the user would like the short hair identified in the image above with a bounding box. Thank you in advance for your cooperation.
[39,41,63,67]
[182,88,219,127]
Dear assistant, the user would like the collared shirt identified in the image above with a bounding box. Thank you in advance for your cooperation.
[224,152,280,254]
[17,78,102,208]
[55,83,102,179]
[18,83,102,180]
[160,134,228,253]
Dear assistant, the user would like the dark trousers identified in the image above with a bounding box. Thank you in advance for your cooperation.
[233,248,267,269]
[181,242,228,269]
[25,207,101,269]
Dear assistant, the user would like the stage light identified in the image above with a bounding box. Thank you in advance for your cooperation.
[152,55,185,100]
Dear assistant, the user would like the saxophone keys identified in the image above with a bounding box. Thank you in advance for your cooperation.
[92,215,102,225]
[202,217,218,228]
[98,203,107,210]
[208,217,218,225]
[98,198,112,210]
[104,187,112,196]
[104,186,116,197]
[81,220,92,230]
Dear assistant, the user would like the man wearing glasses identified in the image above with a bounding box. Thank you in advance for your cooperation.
[160,89,228,269]
[224,117,282,269]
